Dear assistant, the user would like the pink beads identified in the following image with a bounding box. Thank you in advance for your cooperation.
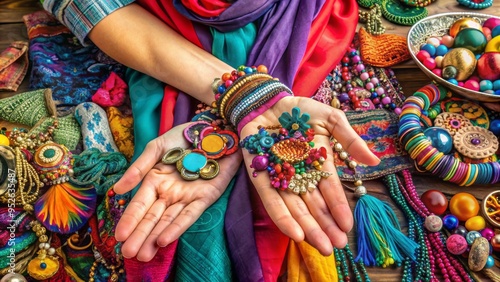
[464,80,480,91]
[423,57,437,70]
[360,72,370,81]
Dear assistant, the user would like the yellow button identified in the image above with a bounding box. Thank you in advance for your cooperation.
[201,134,225,154]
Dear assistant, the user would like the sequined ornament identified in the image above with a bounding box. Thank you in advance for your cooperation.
[453,126,499,159]
[449,18,484,37]
[242,107,330,194]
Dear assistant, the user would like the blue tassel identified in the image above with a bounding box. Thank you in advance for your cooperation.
[354,192,418,267]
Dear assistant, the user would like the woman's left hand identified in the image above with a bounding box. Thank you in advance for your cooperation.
[113,123,242,262]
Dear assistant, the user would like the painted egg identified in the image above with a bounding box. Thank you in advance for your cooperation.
[468,237,489,271]
[476,52,500,81]
[454,28,487,54]
[449,192,479,221]
[449,18,483,37]
[446,234,468,255]
[425,215,443,232]
[464,215,486,231]
[442,48,477,81]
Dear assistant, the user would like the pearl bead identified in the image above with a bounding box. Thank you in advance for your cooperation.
[465,231,481,245]
[0,273,27,282]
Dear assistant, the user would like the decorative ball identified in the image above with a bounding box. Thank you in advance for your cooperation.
[251,155,269,171]
[446,234,468,255]
[464,215,486,231]
[435,45,449,57]
[476,52,500,81]
[492,26,500,38]
[485,256,495,268]
[0,134,9,146]
[465,230,482,245]
[483,17,500,31]
[425,215,443,232]
[491,234,500,252]
[489,119,500,135]
[480,227,495,240]
[442,65,458,79]
[449,18,483,37]
[493,79,500,90]
[442,35,455,48]
[0,273,27,282]
[483,27,492,41]
[443,214,460,230]
[421,43,437,57]
[442,48,477,81]
[479,80,493,91]
[420,189,449,215]
[448,78,459,85]
[426,37,441,47]
[416,50,431,62]
[453,225,468,237]
[454,28,488,54]
[449,192,480,221]
[432,68,442,77]
[485,35,500,53]
[464,80,480,91]
[423,57,437,70]
[435,56,444,68]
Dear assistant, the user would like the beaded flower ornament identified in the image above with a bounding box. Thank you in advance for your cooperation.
[241,107,331,194]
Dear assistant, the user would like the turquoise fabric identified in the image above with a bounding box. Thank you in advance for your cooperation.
[126,68,164,196]
[211,22,257,68]
[175,179,235,282]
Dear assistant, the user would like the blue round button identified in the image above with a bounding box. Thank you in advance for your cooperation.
[182,152,207,172]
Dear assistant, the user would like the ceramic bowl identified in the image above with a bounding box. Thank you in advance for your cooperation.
[407,12,500,102]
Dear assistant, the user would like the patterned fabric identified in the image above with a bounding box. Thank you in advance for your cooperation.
[334,109,413,181]
[74,102,119,152]
[42,0,135,44]
[0,41,29,91]
[23,11,124,106]
[0,88,53,127]
[106,107,134,161]
[29,114,82,150]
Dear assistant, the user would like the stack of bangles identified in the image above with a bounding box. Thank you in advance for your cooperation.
[398,83,500,186]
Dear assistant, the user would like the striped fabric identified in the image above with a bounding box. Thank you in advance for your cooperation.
[43,0,135,44]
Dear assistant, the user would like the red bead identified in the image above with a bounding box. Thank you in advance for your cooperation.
[221,73,231,81]
[107,189,115,197]
[118,199,126,206]
[342,56,350,63]
[342,66,349,72]
[420,189,448,216]
[275,164,282,174]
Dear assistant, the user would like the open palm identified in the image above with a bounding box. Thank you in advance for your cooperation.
[240,96,380,256]
[113,124,242,262]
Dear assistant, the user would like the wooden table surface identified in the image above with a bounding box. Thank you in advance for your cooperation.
[0,0,499,281]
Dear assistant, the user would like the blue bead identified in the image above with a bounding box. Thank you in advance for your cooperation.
[443,214,459,230]
[435,45,448,56]
[218,85,226,93]
[479,80,493,91]
[485,256,495,268]
[466,231,481,245]
[475,54,482,60]
[182,152,207,173]
[447,78,458,85]
[371,92,378,99]
[244,67,253,74]
[493,80,500,91]
[421,44,436,57]
[453,225,468,237]
[259,137,274,148]
[40,262,47,269]
[424,127,453,154]
[495,90,500,95]
[484,90,495,94]
[490,119,500,136]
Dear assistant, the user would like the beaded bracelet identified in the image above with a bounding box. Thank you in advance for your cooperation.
[456,0,493,9]
[398,84,500,186]
[212,65,293,133]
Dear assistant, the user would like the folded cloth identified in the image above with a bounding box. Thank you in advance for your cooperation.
[92,72,128,107]
[0,41,29,91]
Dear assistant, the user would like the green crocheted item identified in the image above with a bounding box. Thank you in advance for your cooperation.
[29,114,81,151]
[357,0,380,8]
[0,88,53,127]
[381,0,428,26]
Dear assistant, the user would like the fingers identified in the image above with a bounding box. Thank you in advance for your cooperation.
[323,108,380,166]
[241,150,304,242]
[114,124,189,194]
[115,181,159,242]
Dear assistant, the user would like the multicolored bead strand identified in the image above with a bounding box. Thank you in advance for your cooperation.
[398,84,500,186]
[397,169,473,282]
[334,245,371,282]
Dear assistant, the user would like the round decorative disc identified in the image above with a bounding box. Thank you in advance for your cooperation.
[161,147,187,164]
[27,256,59,280]
[182,151,207,173]
[382,0,428,26]
[183,121,211,144]
[483,190,500,228]
[33,143,66,168]
[453,126,499,159]
[201,134,226,155]
[199,159,220,180]
[434,112,473,136]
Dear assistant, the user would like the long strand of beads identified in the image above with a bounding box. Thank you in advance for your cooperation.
[345,244,371,282]
[399,170,472,282]
[340,46,400,112]
[385,174,431,282]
